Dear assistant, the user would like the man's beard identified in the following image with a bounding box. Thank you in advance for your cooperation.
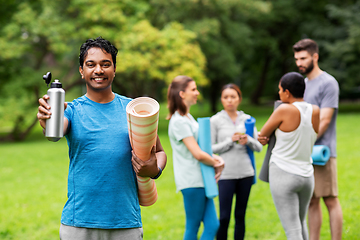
[298,60,314,75]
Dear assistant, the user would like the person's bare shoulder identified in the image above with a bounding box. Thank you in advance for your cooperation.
[274,103,298,115]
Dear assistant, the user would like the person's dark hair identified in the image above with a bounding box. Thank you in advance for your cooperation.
[292,38,319,55]
[167,75,194,119]
[279,72,305,98]
[221,83,242,100]
[79,36,118,68]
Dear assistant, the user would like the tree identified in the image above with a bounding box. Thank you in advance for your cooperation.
[321,1,360,99]
[244,0,360,103]
[113,20,208,98]
[147,0,360,106]
[0,0,207,141]
[147,0,272,110]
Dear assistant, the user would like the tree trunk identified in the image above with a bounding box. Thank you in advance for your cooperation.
[209,78,221,114]
[250,52,271,105]
[0,115,39,142]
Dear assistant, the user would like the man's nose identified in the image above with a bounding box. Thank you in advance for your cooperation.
[94,64,104,74]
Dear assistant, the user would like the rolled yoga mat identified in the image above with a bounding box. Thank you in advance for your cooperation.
[126,97,159,206]
[312,145,330,166]
[245,116,257,184]
[258,100,282,183]
[197,117,219,199]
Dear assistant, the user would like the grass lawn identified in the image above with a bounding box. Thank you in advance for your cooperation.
[0,101,359,239]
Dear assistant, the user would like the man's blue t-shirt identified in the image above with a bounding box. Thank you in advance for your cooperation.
[61,94,142,229]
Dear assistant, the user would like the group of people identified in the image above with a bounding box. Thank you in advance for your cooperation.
[37,37,342,240]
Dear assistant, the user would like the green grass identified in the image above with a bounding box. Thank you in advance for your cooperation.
[0,101,359,239]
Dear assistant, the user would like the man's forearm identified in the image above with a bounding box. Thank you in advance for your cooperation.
[317,120,330,139]
[155,151,167,171]
[317,107,334,139]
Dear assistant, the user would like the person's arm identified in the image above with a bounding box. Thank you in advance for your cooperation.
[131,135,167,179]
[182,136,218,166]
[154,136,167,171]
[317,107,334,138]
[210,117,242,154]
[258,105,285,140]
[183,136,224,182]
[37,94,68,135]
[311,104,320,134]
[246,127,263,152]
[210,129,235,154]
[210,117,233,154]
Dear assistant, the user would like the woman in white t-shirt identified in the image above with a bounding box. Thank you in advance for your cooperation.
[167,75,224,240]
[258,72,320,240]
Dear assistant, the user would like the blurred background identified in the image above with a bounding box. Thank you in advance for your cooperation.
[1,0,360,142]
[1,1,360,239]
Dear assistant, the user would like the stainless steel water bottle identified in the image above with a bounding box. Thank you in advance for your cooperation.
[43,72,65,142]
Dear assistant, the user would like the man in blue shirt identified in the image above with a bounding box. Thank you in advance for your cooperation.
[37,37,167,240]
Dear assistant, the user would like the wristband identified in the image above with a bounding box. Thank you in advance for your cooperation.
[151,167,162,180]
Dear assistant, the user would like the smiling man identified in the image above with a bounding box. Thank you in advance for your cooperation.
[293,38,342,240]
[37,37,167,240]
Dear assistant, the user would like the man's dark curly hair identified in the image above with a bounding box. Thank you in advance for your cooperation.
[79,37,118,68]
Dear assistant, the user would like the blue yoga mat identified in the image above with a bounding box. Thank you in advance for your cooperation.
[197,117,218,199]
[245,117,257,184]
[312,145,330,166]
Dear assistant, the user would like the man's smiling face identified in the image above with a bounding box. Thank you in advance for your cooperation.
[79,47,116,93]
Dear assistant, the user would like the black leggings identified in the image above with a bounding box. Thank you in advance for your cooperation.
[217,177,253,240]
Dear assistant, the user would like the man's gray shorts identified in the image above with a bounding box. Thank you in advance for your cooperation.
[60,224,143,240]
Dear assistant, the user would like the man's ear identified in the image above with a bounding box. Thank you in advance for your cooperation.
[313,53,319,62]
[79,66,84,79]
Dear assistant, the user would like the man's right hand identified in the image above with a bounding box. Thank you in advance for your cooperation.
[37,94,67,130]
[37,95,51,129]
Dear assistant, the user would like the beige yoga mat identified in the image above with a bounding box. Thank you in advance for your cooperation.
[126,97,160,206]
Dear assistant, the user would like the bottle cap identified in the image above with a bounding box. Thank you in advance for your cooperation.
[43,72,52,87]
[50,79,62,88]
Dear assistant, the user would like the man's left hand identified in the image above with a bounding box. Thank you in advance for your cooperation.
[131,146,159,178]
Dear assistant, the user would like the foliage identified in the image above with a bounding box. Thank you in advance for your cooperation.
[146,0,360,106]
[0,0,207,141]
[243,0,360,103]
[147,0,272,109]
[2,0,360,142]
[322,1,360,99]
[114,20,208,98]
